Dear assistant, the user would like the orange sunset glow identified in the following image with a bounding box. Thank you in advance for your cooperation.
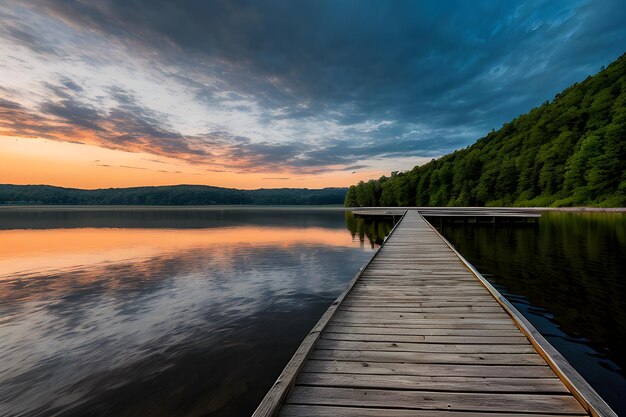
[0,136,394,189]
[0,225,372,279]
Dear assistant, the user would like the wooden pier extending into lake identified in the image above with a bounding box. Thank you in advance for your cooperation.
[253,210,616,417]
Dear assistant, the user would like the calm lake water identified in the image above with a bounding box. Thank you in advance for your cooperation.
[0,207,390,417]
[435,211,626,416]
[0,208,623,416]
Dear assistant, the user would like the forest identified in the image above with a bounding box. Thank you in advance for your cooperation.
[345,53,626,207]
[0,184,347,205]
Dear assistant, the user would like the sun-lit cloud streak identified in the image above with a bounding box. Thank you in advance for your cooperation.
[0,0,625,188]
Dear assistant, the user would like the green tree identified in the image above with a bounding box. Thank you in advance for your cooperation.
[344,52,626,208]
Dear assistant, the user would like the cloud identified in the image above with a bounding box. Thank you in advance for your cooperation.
[0,18,59,56]
[0,98,22,110]
[1,0,625,178]
[28,1,624,117]
[0,79,366,173]
[1,81,209,159]
[119,165,146,170]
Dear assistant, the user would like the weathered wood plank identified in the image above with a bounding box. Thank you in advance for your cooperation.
[296,372,569,394]
[330,319,520,329]
[285,386,587,414]
[333,310,512,319]
[349,286,489,292]
[339,308,506,315]
[302,360,558,378]
[321,331,529,345]
[324,325,524,337]
[343,295,496,300]
[280,405,579,417]
[331,318,518,328]
[315,339,534,353]
[310,349,547,365]
[345,295,497,302]
[340,302,502,308]
[339,305,504,312]
[334,311,510,320]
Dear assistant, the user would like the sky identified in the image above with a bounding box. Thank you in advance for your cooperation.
[0,0,625,189]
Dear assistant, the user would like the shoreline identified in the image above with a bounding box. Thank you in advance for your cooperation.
[0,205,624,212]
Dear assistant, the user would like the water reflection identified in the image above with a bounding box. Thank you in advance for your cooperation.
[0,209,376,417]
[0,227,362,280]
[0,206,351,230]
[435,212,626,415]
[344,211,395,247]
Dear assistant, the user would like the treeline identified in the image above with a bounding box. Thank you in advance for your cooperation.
[346,53,626,207]
[0,184,348,205]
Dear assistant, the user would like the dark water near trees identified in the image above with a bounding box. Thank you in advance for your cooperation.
[435,212,626,416]
[0,208,623,416]
[0,207,389,417]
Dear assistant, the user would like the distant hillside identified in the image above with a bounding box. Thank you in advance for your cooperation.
[0,185,348,205]
[346,53,626,207]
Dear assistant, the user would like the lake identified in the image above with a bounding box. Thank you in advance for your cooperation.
[0,207,392,417]
[0,207,623,416]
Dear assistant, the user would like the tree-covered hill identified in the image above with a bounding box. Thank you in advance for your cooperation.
[0,184,347,205]
[345,53,626,207]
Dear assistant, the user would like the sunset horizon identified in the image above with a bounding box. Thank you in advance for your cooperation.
[0,135,376,190]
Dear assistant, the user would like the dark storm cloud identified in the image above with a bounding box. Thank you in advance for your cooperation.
[33,1,624,108]
[4,0,626,172]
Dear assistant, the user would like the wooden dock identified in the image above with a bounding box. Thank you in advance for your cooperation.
[253,210,616,417]
[352,207,541,225]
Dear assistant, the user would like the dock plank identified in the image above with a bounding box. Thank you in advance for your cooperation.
[321,331,530,344]
[296,372,569,393]
[310,349,547,365]
[302,359,558,378]
[286,386,586,414]
[314,339,536,353]
[281,405,579,417]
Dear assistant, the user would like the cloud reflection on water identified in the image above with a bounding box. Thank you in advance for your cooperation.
[0,221,375,416]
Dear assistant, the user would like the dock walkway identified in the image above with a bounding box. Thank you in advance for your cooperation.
[253,210,615,417]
